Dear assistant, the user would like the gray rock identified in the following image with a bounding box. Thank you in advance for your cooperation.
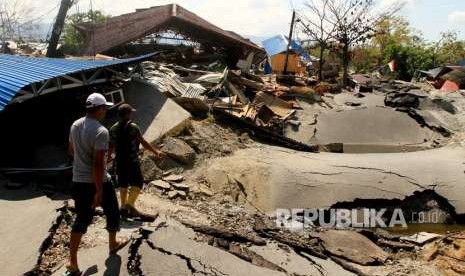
[162,137,196,165]
[140,155,163,181]
[400,232,443,245]
[168,190,187,200]
[163,174,184,183]
[315,230,389,265]
[171,183,190,191]
[199,184,213,197]
[151,180,171,190]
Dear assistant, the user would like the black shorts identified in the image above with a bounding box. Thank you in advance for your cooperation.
[71,182,120,234]
[116,161,144,188]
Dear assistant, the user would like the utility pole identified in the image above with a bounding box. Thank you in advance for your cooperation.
[283,10,296,75]
[47,0,73,57]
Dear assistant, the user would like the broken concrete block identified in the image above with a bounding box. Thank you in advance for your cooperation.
[140,155,163,181]
[199,185,214,196]
[171,183,190,191]
[151,180,171,190]
[314,230,389,265]
[168,190,187,200]
[163,174,184,183]
[167,191,178,199]
[161,137,196,165]
[400,232,443,245]
[123,80,191,143]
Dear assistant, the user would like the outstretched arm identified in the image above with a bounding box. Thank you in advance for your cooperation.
[137,134,164,159]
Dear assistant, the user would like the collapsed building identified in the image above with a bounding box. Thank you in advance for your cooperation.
[0,53,193,188]
[262,35,316,76]
[75,4,266,68]
[418,65,465,92]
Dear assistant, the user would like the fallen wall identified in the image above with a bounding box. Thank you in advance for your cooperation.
[123,79,191,143]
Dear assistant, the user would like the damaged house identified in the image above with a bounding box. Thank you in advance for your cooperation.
[262,35,315,76]
[0,53,191,188]
[75,4,266,68]
[419,65,465,92]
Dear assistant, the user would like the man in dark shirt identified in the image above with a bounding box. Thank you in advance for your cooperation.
[109,104,164,217]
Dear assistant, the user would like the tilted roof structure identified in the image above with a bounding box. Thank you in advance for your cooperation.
[0,53,155,111]
[77,4,265,60]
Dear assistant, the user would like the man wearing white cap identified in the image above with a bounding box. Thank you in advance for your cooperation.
[65,93,128,276]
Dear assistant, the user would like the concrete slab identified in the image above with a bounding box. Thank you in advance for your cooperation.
[53,244,130,276]
[143,217,286,276]
[315,107,436,146]
[315,230,388,265]
[0,187,63,275]
[139,242,193,276]
[284,100,321,144]
[123,80,191,143]
[249,242,356,276]
[203,145,465,213]
[400,232,443,245]
[334,93,385,107]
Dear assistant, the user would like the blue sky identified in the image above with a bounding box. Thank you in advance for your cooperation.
[10,0,465,42]
[398,0,465,41]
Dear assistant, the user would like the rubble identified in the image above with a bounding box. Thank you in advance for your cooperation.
[161,137,196,166]
[151,180,172,190]
[4,12,465,276]
[162,174,185,183]
[400,232,443,245]
[315,230,389,265]
[168,190,187,200]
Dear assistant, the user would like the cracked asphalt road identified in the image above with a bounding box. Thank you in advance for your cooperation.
[202,145,465,213]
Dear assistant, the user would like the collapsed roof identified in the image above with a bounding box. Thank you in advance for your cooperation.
[76,4,265,61]
[262,35,317,62]
[0,53,155,111]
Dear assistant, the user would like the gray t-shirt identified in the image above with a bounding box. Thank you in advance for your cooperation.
[69,116,109,183]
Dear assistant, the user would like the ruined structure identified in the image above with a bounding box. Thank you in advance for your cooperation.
[76,4,266,65]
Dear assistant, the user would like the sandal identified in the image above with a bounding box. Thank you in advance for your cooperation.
[109,237,130,254]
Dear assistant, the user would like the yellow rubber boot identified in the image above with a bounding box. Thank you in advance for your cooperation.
[120,188,128,208]
[127,186,141,208]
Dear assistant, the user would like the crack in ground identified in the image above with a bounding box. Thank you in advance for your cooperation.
[145,239,229,276]
[294,250,327,276]
[302,171,344,176]
[127,222,167,276]
[25,202,72,275]
[331,165,425,189]
[127,228,152,276]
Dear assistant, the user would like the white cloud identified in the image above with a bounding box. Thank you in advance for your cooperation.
[448,10,465,25]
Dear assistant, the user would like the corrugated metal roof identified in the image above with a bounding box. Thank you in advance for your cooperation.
[0,53,156,111]
[262,35,312,61]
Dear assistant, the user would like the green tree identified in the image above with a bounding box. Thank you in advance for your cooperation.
[383,42,435,81]
[435,31,465,65]
[61,10,109,55]
[326,0,403,85]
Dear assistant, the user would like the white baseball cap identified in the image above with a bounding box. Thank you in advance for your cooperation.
[85,93,114,108]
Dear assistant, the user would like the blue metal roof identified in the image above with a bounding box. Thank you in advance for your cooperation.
[262,35,312,63]
[0,52,156,111]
